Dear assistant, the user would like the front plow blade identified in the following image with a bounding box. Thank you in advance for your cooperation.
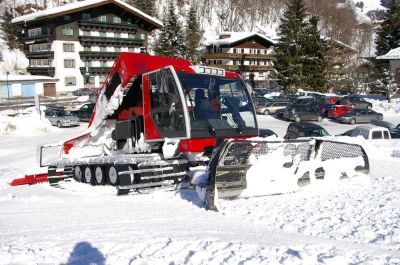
[206,139,369,211]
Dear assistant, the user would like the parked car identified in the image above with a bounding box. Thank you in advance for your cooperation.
[336,108,383,124]
[72,88,98,97]
[259,128,278,138]
[339,125,391,140]
[284,122,330,140]
[327,105,353,119]
[44,108,80,128]
[256,101,291,115]
[370,119,400,139]
[71,103,95,122]
[338,95,372,109]
[283,105,324,122]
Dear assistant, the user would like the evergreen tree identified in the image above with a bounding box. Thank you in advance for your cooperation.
[1,7,23,50]
[1,4,44,50]
[274,0,308,93]
[185,5,202,64]
[375,0,400,56]
[154,1,186,58]
[301,15,328,92]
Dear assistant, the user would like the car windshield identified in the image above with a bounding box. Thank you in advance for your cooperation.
[178,72,257,136]
[55,110,73,116]
[305,128,329,137]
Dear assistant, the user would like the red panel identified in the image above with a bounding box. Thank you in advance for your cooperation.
[142,74,161,139]
[63,133,91,155]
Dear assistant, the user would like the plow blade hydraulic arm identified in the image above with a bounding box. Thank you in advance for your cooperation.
[205,139,370,211]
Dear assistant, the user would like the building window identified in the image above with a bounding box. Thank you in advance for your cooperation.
[99,31,106,37]
[100,46,106,52]
[233,48,237,53]
[99,15,107,22]
[29,43,52,52]
[64,59,75,68]
[63,43,74,52]
[82,30,91,36]
[82,13,91,21]
[62,27,74,36]
[127,18,131,24]
[84,76,95,84]
[64,15,71,21]
[264,49,268,54]
[140,33,146,40]
[30,59,52,66]
[115,47,121,52]
[83,46,91,51]
[114,32,121,38]
[65,77,76,86]
[100,61,107,67]
[113,16,121,23]
[257,49,261,54]
[241,48,244,53]
[128,33,135,39]
[28,28,42,37]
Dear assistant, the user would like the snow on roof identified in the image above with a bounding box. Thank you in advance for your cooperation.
[11,0,162,28]
[0,74,58,83]
[324,36,358,53]
[206,32,276,46]
[376,47,400,60]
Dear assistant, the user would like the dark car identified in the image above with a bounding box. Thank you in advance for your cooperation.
[284,122,330,140]
[336,108,383,124]
[283,104,324,122]
[259,128,278,138]
[72,88,98,97]
[71,103,95,122]
[338,95,372,109]
[371,119,400,139]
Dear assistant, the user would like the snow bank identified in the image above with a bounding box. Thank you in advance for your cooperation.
[0,108,56,136]
[367,98,400,114]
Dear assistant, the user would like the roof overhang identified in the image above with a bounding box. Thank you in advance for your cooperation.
[12,0,162,29]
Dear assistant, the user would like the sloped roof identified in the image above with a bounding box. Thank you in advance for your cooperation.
[376,47,400,60]
[12,0,162,29]
[206,32,276,47]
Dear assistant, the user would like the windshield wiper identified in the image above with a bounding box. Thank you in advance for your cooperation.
[202,117,216,136]
[225,114,243,135]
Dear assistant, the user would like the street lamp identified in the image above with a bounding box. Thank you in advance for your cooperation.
[6,71,10,101]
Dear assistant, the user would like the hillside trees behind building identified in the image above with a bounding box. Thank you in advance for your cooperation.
[275,0,327,93]
[154,1,202,62]
[1,4,44,50]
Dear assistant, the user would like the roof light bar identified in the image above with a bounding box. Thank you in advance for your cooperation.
[191,66,225,76]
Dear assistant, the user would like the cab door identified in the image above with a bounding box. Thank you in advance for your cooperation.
[142,67,188,140]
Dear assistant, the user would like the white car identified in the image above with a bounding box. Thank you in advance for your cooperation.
[341,125,391,140]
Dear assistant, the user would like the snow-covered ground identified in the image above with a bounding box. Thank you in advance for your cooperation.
[1,102,400,264]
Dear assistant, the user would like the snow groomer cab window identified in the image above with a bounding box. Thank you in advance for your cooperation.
[148,67,186,138]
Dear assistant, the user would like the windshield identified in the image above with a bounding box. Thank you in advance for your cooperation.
[305,128,330,137]
[177,72,257,136]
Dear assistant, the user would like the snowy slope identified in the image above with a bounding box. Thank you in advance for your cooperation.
[1,104,400,264]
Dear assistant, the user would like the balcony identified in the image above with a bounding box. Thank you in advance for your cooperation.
[210,64,275,72]
[80,66,111,75]
[78,35,144,45]
[26,51,54,59]
[202,53,274,60]
[79,51,120,59]
[78,20,139,32]
[27,67,55,77]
